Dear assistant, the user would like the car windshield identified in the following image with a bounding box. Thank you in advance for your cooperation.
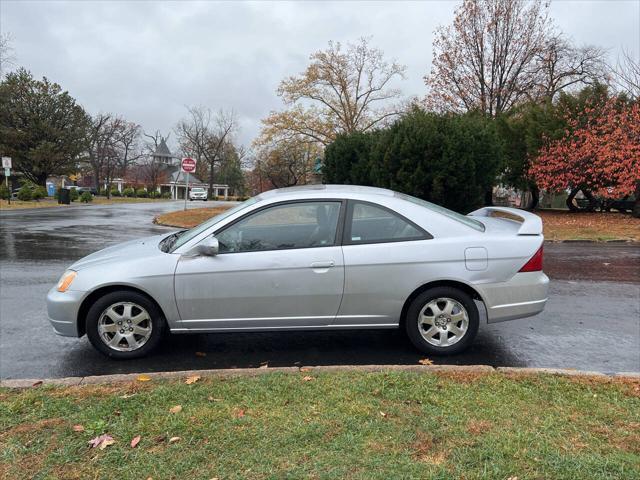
[191,188,205,192]
[394,192,485,232]
[166,196,261,252]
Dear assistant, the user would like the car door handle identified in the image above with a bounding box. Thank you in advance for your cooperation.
[310,261,335,269]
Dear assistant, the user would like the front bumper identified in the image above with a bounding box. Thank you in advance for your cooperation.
[46,287,85,337]
[476,271,549,323]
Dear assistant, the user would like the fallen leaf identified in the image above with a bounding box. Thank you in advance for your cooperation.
[195,351,207,357]
[32,381,43,387]
[136,374,152,382]
[168,436,181,443]
[300,367,311,372]
[507,477,519,480]
[185,375,201,385]
[234,408,246,418]
[259,362,269,369]
[88,434,114,450]
[302,376,314,382]
[113,410,121,416]
[208,396,222,402]
[418,358,433,366]
[130,435,141,448]
[379,411,388,418]
[120,393,136,399]
[169,405,183,414]
[72,425,85,432]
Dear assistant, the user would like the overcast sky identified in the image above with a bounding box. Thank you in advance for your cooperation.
[2,0,639,150]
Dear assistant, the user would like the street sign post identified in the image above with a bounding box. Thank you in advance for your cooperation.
[181,158,197,211]
[2,157,11,205]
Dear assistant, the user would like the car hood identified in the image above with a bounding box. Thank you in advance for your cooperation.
[69,233,171,271]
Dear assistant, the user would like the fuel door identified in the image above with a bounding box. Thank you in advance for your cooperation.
[465,247,488,271]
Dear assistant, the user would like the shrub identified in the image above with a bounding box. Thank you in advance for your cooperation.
[17,186,33,201]
[148,190,160,198]
[136,188,148,198]
[69,188,79,202]
[122,187,135,197]
[0,184,9,200]
[110,188,121,197]
[161,192,172,199]
[32,186,47,201]
[80,191,93,203]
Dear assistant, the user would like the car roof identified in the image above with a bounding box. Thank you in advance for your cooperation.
[259,184,395,199]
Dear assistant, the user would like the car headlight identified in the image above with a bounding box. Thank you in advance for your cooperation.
[56,270,77,292]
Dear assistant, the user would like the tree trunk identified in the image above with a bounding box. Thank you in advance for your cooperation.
[633,182,640,218]
[208,160,215,199]
[528,184,539,211]
[582,189,598,212]
[484,187,494,206]
[566,187,580,212]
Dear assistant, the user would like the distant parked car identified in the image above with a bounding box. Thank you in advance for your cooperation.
[76,187,98,196]
[189,187,208,201]
[47,185,548,359]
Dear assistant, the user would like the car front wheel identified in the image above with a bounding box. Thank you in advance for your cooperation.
[86,290,165,359]
[405,286,479,356]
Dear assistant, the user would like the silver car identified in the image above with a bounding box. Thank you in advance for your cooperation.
[189,187,208,201]
[47,185,548,359]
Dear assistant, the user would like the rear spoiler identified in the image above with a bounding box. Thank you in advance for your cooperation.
[468,206,543,235]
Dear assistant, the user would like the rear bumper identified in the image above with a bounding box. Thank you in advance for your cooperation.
[476,271,549,323]
[46,287,84,337]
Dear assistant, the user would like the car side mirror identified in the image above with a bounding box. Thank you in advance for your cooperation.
[186,236,219,257]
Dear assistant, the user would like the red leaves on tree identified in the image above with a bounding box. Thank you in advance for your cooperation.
[530,100,640,197]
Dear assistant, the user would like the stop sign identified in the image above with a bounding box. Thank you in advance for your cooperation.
[181,157,196,173]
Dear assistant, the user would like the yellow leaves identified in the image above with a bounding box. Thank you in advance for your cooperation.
[419,358,434,366]
[169,405,183,414]
[136,374,152,382]
[185,375,201,385]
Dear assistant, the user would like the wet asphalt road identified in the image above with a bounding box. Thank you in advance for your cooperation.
[1,202,639,379]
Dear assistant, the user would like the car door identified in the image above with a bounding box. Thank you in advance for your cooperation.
[336,200,432,327]
[174,200,345,330]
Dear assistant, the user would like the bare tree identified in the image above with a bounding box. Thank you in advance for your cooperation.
[0,33,16,74]
[260,37,406,146]
[255,138,319,189]
[611,48,640,100]
[533,35,607,101]
[115,122,142,178]
[175,106,236,197]
[425,0,552,116]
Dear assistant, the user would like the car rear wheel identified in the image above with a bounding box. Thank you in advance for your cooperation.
[86,290,165,359]
[405,287,479,355]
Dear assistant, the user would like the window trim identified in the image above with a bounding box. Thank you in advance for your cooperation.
[342,199,433,246]
[213,198,347,254]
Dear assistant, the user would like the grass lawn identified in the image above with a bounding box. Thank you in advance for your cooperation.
[538,210,640,242]
[1,371,638,479]
[154,206,232,228]
[154,204,640,242]
[0,197,173,210]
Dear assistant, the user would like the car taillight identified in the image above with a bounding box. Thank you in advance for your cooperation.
[519,245,543,272]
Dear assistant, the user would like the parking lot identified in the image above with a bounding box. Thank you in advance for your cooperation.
[1,202,638,379]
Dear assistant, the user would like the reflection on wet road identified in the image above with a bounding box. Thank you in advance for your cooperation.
[1,202,639,379]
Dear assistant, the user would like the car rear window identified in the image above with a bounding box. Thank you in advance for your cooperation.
[394,192,485,232]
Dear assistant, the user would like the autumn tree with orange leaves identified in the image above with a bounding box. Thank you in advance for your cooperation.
[530,100,640,217]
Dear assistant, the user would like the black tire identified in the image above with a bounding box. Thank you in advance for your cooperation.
[85,290,165,359]
[405,286,479,356]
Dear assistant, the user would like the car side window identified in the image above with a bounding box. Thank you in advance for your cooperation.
[217,201,342,253]
[347,201,427,244]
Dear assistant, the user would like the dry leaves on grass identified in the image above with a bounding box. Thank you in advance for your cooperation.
[234,408,246,418]
[136,375,152,382]
[72,425,84,432]
[185,375,201,385]
[168,436,181,444]
[419,358,434,366]
[169,405,183,414]
[88,434,115,450]
[130,435,141,448]
[302,376,314,382]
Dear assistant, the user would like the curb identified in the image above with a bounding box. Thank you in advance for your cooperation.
[1,364,638,389]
